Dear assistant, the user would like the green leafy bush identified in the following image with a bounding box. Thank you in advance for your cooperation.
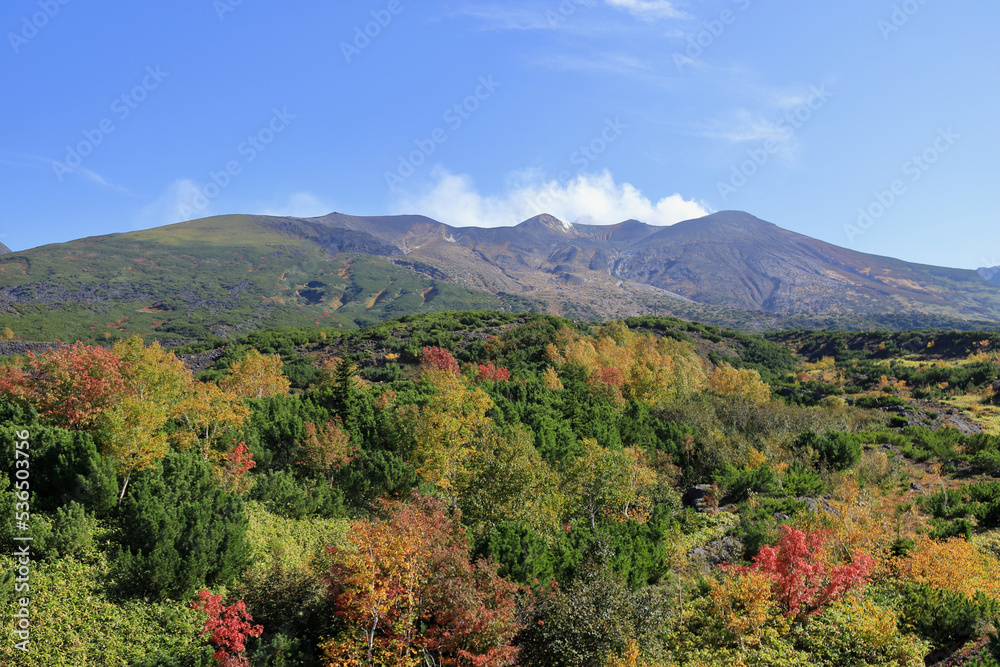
[114,450,250,600]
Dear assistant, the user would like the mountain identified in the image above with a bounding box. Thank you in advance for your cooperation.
[2,210,1000,342]
[317,209,1000,322]
[0,241,10,254]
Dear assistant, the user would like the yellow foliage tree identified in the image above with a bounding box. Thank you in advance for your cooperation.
[407,368,495,507]
[172,381,251,462]
[220,349,290,399]
[709,570,788,653]
[102,336,194,501]
[549,324,707,405]
[708,363,771,404]
[564,438,656,529]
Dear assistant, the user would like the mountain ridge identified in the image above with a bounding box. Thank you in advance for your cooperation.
[2,209,1000,341]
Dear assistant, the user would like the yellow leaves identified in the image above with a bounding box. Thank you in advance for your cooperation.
[548,324,707,406]
[220,349,290,400]
[543,366,564,390]
[708,363,770,404]
[112,336,193,404]
[746,448,767,470]
[100,394,170,477]
[409,370,495,499]
[709,570,787,651]
[171,381,251,462]
[565,439,657,528]
[897,534,1000,600]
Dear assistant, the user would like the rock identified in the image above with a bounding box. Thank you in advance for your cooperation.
[687,536,744,568]
[910,482,925,492]
[682,485,716,513]
[773,512,789,521]
[795,497,819,513]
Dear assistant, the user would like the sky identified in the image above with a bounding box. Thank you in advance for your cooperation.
[1,0,998,270]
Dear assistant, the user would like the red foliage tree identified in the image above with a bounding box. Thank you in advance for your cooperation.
[421,346,460,377]
[190,589,264,667]
[0,343,124,429]
[474,364,511,383]
[727,525,873,620]
[216,442,256,494]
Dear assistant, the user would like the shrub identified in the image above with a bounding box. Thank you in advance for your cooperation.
[115,451,250,600]
[792,430,862,472]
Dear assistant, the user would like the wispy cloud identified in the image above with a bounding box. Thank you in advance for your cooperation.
[605,0,689,20]
[390,167,710,227]
[448,3,569,30]
[0,150,131,194]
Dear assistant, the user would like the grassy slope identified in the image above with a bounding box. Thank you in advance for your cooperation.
[0,216,504,341]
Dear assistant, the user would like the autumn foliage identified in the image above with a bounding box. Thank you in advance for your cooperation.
[727,525,874,620]
[321,494,522,666]
[474,364,511,382]
[421,346,461,377]
[0,342,124,429]
[190,589,264,667]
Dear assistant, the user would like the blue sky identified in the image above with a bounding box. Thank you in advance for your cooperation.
[2,0,997,269]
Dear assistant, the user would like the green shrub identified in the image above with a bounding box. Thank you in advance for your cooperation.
[792,430,862,471]
[896,583,999,651]
[248,469,345,520]
[32,502,98,562]
[114,450,250,600]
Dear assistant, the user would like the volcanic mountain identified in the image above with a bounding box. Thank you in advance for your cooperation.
[2,210,1000,341]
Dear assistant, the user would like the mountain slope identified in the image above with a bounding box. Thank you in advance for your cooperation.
[310,210,1000,323]
[612,211,999,319]
[0,215,506,341]
[2,209,1000,342]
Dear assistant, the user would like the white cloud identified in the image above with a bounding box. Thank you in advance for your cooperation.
[134,178,208,230]
[391,168,710,228]
[258,192,334,218]
[605,0,688,20]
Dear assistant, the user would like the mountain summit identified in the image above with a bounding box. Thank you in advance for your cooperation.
[1,210,999,341]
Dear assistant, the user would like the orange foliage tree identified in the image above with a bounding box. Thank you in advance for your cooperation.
[897,534,1000,600]
[321,494,522,667]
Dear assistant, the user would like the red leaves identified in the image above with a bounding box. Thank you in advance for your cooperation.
[474,364,511,383]
[216,442,256,494]
[421,346,460,377]
[728,525,873,620]
[0,343,124,429]
[190,590,263,667]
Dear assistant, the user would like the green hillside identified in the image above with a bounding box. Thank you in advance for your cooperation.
[0,215,509,341]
